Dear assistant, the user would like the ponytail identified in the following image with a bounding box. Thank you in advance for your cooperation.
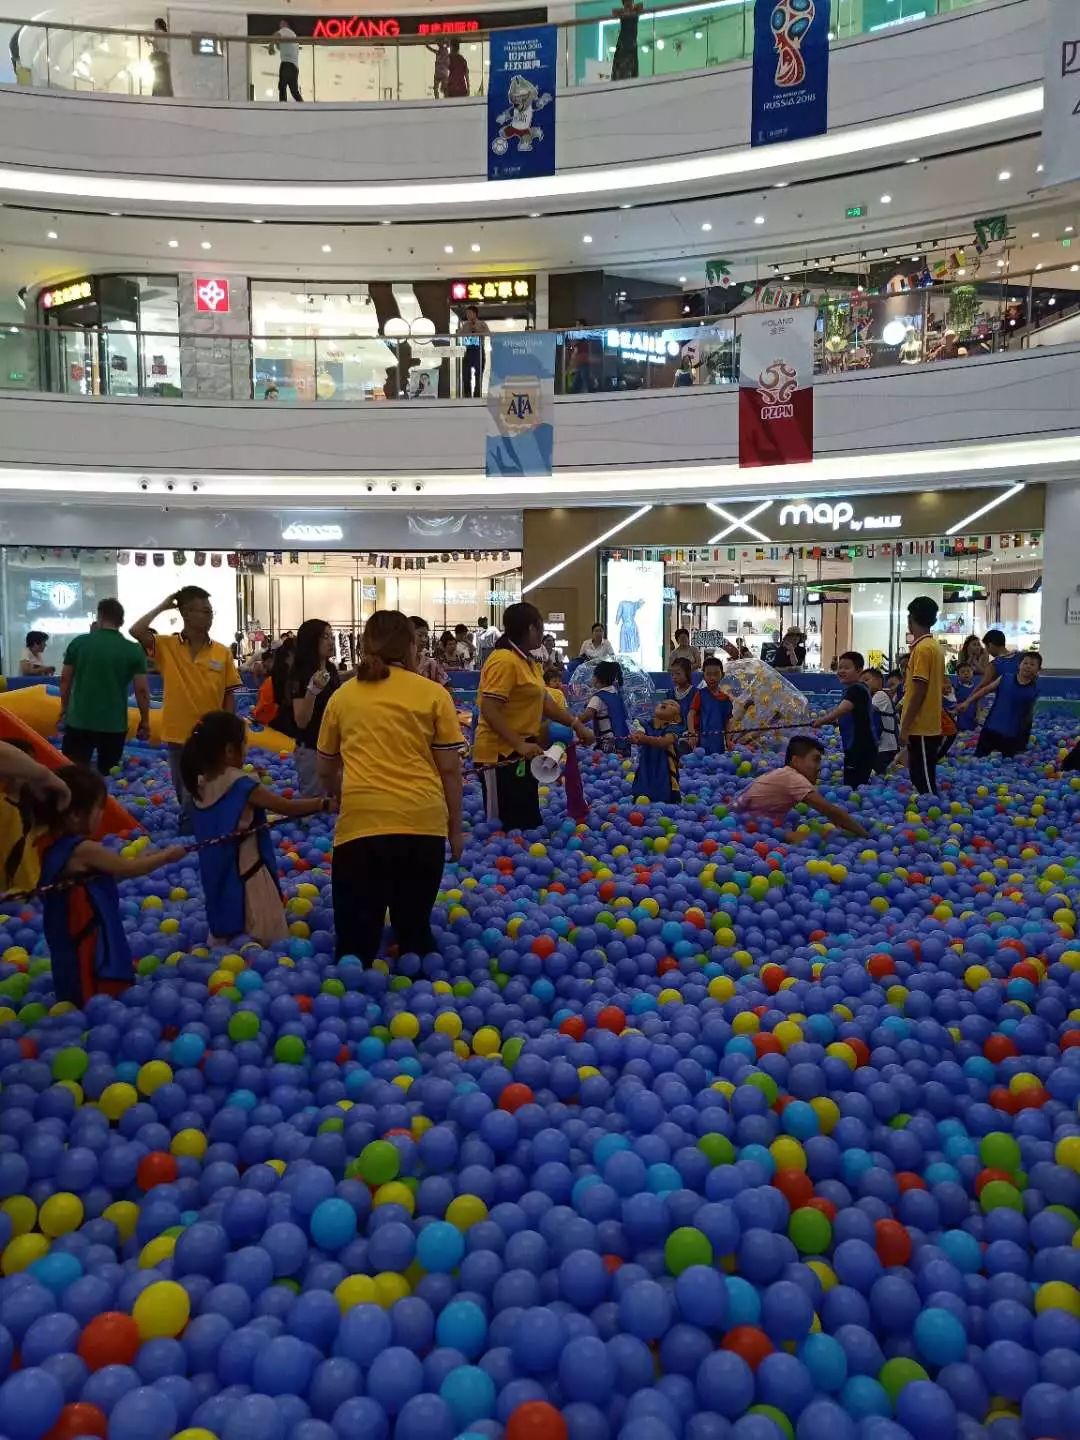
[356,611,415,683]
[179,710,245,799]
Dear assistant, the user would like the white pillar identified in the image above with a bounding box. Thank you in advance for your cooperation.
[1041,482,1080,673]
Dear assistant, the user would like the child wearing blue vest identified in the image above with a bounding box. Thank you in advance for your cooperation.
[40,765,185,1007]
[668,656,697,728]
[814,651,882,789]
[688,656,733,755]
[973,651,1042,758]
[585,661,631,756]
[183,711,333,946]
[630,698,684,803]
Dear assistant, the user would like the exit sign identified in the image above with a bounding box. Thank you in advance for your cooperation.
[1064,237,1073,248]
[845,205,866,219]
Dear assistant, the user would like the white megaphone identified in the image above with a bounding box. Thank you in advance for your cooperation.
[531,741,567,783]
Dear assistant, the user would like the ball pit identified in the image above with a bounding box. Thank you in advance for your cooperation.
[1,712,1080,1440]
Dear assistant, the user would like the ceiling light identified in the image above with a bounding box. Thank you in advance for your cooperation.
[167,239,179,248]
[108,210,121,217]
[583,234,593,243]
[783,274,791,281]
[774,180,788,188]
[910,254,920,261]
[470,243,480,252]
[694,29,703,38]
[620,203,632,209]
[321,244,332,252]
[200,240,212,249]
[1072,264,1079,272]
[956,268,966,276]
[46,231,57,240]
[444,244,454,254]
[905,156,920,164]
[701,222,712,232]
[380,219,392,226]
[946,483,1024,535]
[997,259,1006,268]
[529,212,540,219]
[1037,162,1045,173]
[754,215,765,225]
[678,275,687,284]
[1050,297,1057,306]
[1068,226,1075,233]
[251,218,264,224]
[998,169,1011,181]
[522,505,653,594]
[1031,232,1040,238]
[880,193,892,204]
[1036,263,1044,270]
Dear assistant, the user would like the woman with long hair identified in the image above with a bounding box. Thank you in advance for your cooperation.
[284,619,339,796]
[316,611,464,964]
[473,602,593,831]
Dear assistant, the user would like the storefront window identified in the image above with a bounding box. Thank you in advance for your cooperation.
[37,274,180,397]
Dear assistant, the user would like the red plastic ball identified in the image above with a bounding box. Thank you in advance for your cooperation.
[499,1083,535,1114]
[866,953,895,980]
[874,1218,912,1267]
[752,1033,783,1057]
[896,1172,927,1192]
[721,1325,774,1370]
[984,1035,1019,1063]
[559,1016,587,1042]
[506,1401,569,1440]
[136,1151,179,1192]
[976,1167,1014,1196]
[772,1169,814,1211]
[45,1404,108,1440]
[1061,1031,1080,1051]
[989,1087,1019,1114]
[78,1312,141,1371]
[596,1006,626,1034]
[531,936,556,959]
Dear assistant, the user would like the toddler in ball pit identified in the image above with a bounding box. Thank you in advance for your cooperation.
[182,710,334,947]
[630,697,684,804]
[39,764,185,1007]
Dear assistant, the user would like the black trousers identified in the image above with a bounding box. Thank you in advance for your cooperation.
[976,727,1026,759]
[907,734,941,796]
[842,752,876,790]
[278,61,303,101]
[463,348,484,398]
[62,726,126,775]
[332,834,445,963]
[479,759,542,831]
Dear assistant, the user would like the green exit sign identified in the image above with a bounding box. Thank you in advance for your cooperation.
[845,205,866,219]
[1064,237,1073,248]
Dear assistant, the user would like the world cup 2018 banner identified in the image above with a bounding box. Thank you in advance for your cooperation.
[485,332,556,476]
[738,309,816,468]
[488,26,557,181]
[751,0,830,147]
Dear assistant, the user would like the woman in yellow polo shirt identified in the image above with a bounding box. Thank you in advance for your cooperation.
[473,602,592,832]
[316,611,464,964]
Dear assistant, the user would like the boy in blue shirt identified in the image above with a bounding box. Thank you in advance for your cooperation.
[688,655,733,755]
[972,651,1042,757]
[814,650,880,789]
[939,661,979,759]
[630,698,683,803]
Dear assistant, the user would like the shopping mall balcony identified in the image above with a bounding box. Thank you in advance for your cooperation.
[0,0,1041,210]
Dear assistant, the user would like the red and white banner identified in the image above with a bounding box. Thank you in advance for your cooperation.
[738,309,816,467]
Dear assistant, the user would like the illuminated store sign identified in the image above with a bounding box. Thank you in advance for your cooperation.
[281,523,344,542]
[451,276,533,303]
[41,279,93,310]
[249,9,545,40]
[778,501,902,533]
[195,278,230,314]
[605,328,682,363]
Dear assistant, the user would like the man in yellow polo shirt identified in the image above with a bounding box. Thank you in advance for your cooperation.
[131,586,241,821]
[898,593,945,798]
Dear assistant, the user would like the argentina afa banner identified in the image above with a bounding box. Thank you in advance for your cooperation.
[738,309,816,468]
[488,25,557,181]
[485,332,556,477]
[1041,0,1080,186]
[751,0,830,147]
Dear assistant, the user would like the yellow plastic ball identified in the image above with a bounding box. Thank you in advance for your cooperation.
[732,1012,760,1036]
[137,1060,174,1096]
[1035,1281,1080,1317]
[2,1232,49,1274]
[770,1137,807,1173]
[825,1042,858,1070]
[99,1081,139,1122]
[373,1272,411,1307]
[446,1194,488,1231]
[658,988,681,1006]
[139,1234,178,1269]
[141,894,163,910]
[389,1012,420,1041]
[39,1192,84,1238]
[335,1274,379,1311]
[810,1097,840,1134]
[964,965,992,991]
[103,1201,139,1242]
[806,1260,837,1292]
[773,1021,803,1052]
[171,1128,208,1161]
[1,1195,37,1237]
[472,1026,501,1057]
[434,1011,463,1039]
[133,1279,191,1339]
[373,1182,416,1215]
[1056,1137,1080,1173]
[173,1430,220,1440]
[708,976,735,1002]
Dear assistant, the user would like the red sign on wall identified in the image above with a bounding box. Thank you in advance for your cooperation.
[195,278,230,314]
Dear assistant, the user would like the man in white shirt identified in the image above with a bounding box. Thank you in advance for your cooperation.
[272,20,302,102]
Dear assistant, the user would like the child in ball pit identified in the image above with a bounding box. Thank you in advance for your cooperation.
[688,654,733,755]
[181,710,334,947]
[629,697,684,804]
[39,764,186,1007]
[735,735,869,839]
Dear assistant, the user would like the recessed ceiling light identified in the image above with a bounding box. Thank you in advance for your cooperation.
[956,267,966,276]
[773,181,788,189]
[997,258,1006,268]
[783,274,791,280]
[444,244,454,254]
[200,240,212,250]
[1036,262,1043,270]
[108,211,121,217]
[582,234,593,244]
[998,169,1011,181]
[1031,232,1040,238]
[46,231,57,240]
[701,222,712,232]
[910,254,920,261]
[167,239,179,248]
[529,212,540,219]
[1037,163,1045,173]
[694,29,703,38]
[321,244,332,253]
[380,219,392,226]
[620,203,632,209]
[1068,226,1075,233]
[470,243,480,252]
[905,156,920,164]
[753,215,765,225]
[678,275,687,283]
[1071,264,1079,272]
[251,218,264,224]
[880,194,892,204]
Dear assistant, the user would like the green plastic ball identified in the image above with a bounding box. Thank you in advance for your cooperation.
[664,1226,713,1276]
[358,1139,400,1185]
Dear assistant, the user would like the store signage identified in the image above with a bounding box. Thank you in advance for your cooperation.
[451,276,533,303]
[195,278,230,314]
[605,329,681,363]
[281,523,344,542]
[41,279,93,310]
[249,9,546,39]
[313,16,401,35]
[778,501,901,532]
[845,205,866,219]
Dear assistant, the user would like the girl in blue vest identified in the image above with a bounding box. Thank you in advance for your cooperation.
[669,656,697,728]
[182,711,333,946]
[585,661,631,756]
[688,655,733,755]
[631,698,683,804]
[40,765,185,1007]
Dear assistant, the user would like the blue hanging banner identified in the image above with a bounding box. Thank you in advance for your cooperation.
[487,25,557,181]
[751,0,830,148]
[485,332,555,477]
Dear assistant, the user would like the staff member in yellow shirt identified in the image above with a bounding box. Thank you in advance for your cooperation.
[316,611,465,964]
[131,586,241,821]
[473,602,592,832]
[898,593,945,797]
